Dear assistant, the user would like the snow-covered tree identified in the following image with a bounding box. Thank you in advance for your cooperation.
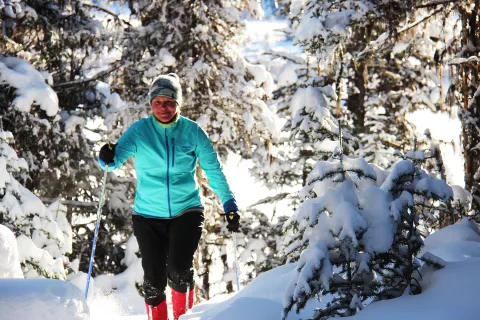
[0,57,133,278]
[455,2,480,214]
[377,139,454,298]
[0,130,72,279]
[233,209,287,287]
[281,0,464,172]
[282,141,393,319]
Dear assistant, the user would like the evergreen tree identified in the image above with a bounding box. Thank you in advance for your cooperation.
[0,129,71,279]
[233,209,287,287]
[0,56,132,277]
[456,1,480,214]
[93,0,279,299]
[282,125,461,319]
[377,137,454,298]
[282,0,463,172]
[282,134,391,319]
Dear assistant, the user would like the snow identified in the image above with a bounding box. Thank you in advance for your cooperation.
[0,224,23,278]
[421,218,480,255]
[245,61,274,96]
[347,219,480,320]
[380,159,415,192]
[0,57,59,117]
[0,278,89,320]
[358,187,395,253]
[64,115,86,135]
[0,227,88,319]
[407,109,464,186]
[16,234,67,279]
[1,218,480,320]
[349,258,480,320]
[182,264,313,320]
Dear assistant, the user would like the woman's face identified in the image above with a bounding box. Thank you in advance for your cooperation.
[151,96,178,122]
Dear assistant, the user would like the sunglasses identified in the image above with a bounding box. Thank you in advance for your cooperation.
[152,100,177,108]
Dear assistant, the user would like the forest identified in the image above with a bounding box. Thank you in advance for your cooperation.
[1,0,479,319]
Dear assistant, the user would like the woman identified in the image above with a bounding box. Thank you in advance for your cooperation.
[98,73,240,320]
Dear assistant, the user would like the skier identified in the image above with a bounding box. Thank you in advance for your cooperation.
[98,73,240,320]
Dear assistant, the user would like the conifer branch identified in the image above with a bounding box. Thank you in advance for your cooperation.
[248,192,290,208]
[80,2,132,26]
[52,60,123,89]
[398,7,445,34]
[416,0,459,9]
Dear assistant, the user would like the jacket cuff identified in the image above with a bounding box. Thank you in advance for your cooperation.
[223,198,239,214]
[98,157,115,172]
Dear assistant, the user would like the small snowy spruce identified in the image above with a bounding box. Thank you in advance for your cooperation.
[378,137,454,297]
[0,130,71,279]
[282,126,394,319]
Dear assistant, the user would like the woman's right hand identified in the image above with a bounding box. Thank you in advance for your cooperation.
[99,143,116,164]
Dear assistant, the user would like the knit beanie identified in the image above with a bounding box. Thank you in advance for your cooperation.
[148,73,183,106]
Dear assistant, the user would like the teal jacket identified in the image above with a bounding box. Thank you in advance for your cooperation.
[99,115,238,218]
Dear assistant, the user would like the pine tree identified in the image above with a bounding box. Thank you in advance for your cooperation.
[282,127,461,319]
[0,130,71,279]
[377,136,454,298]
[282,129,392,319]
[232,208,287,287]
[0,56,133,277]
[91,0,279,299]
[282,0,463,172]
[456,1,480,215]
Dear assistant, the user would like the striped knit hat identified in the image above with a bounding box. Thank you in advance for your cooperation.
[148,73,182,106]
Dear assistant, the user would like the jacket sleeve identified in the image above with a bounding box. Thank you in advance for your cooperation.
[196,126,239,213]
[98,124,138,172]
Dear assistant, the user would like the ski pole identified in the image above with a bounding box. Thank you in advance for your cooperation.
[84,164,109,300]
[232,231,240,292]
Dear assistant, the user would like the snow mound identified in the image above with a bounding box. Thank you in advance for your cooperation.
[349,258,480,320]
[0,278,89,320]
[422,218,480,254]
[0,224,23,278]
[181,264,317,320]
[181,264,293,319]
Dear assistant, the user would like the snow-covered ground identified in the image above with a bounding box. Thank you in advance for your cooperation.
[2,216,480,320]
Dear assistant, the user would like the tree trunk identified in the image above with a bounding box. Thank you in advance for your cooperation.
[461,3,480,213]
[347,27,370,133]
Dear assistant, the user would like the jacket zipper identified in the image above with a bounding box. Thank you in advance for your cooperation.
[172,138,175,167]
[165,130,172,218]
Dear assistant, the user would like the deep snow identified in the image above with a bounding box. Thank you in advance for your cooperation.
[3,216,480,320]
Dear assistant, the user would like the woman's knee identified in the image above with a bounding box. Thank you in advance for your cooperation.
[168,269,195,293]
[143,279,167,306]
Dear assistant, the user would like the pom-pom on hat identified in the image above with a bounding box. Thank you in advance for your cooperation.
[148,73,182,106]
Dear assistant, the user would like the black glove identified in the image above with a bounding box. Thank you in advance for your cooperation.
[224,211,240,233]
[99,143,116,164]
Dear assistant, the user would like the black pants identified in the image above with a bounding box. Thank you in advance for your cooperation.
[132,211,204,306]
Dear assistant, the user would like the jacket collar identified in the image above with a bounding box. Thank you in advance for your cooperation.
[150,114,181,136]
[154,113,179,128]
